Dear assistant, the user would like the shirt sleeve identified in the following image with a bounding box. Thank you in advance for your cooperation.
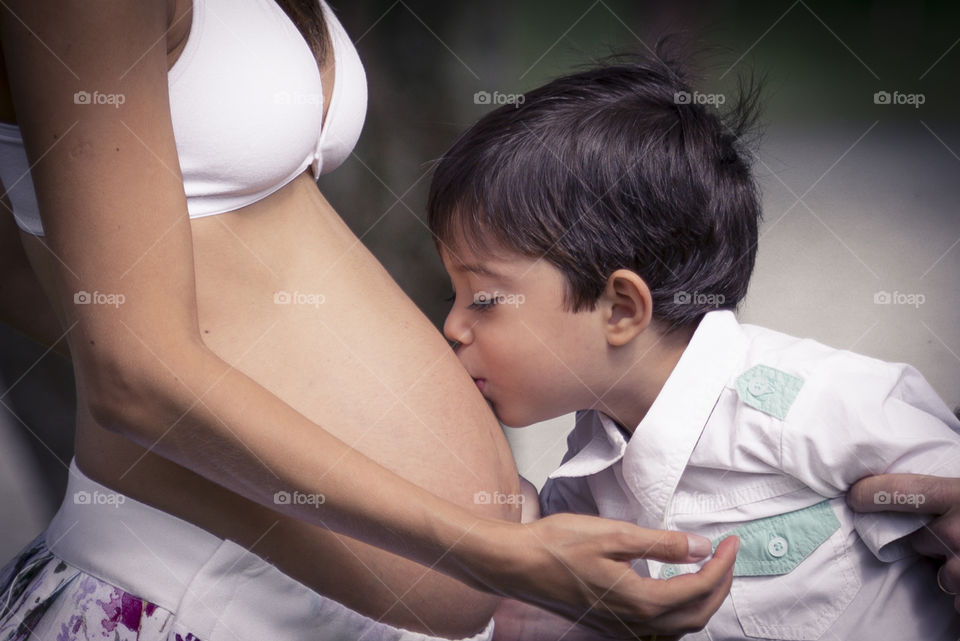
[780,357,960,561]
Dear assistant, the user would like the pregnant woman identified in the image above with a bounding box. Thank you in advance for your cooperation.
[0,1,735,639]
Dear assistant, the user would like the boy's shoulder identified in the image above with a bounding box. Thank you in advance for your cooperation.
[739,321,900,378]
[733,321,936,424]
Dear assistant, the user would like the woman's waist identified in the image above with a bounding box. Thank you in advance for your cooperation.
[71,239,519,628]
[73,426,507,634]
[46,457,499,640]
[47,457,224,613]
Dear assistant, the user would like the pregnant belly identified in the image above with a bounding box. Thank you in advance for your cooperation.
[73,173,520,636]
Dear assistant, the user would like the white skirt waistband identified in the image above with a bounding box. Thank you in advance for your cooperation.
[47,459,223,613]
[45,458,495,641]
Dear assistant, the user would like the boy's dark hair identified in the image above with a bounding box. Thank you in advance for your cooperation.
[428,44,763,328]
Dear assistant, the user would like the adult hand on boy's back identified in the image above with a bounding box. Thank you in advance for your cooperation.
[848,474,960,611]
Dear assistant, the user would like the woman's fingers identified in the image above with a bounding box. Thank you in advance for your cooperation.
[646,537,738,634]
[611,524,715,565]
[647,536,739,614]
[847,473,960,514]
[940,557,960,592]
[909,518,958,558]
[497,515,740,637]
[848,473,960,612]
[576,536,739,636]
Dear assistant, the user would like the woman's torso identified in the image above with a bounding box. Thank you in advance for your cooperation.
[0,0,518,635]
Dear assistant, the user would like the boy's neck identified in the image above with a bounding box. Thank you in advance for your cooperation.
[600,321,698,434]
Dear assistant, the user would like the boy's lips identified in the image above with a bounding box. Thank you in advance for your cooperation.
[473,377,486,393]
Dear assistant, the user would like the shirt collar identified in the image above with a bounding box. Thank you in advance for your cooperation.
[549,310,748,525]
[548,411,629,479]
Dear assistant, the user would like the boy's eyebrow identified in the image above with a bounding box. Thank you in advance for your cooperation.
[456,262,506,279]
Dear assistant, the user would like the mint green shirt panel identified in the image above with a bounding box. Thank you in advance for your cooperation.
[735,364,805,420]
[659,500,840,579]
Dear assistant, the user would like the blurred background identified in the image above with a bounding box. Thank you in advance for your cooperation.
[2,0,958,557]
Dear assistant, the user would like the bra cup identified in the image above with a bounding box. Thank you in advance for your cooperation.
[2,0,369,235]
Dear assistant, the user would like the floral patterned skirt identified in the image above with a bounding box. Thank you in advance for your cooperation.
[0,536,199,641]
[0,460,495,641]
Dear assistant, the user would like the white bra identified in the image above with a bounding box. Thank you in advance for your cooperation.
[0,0,367,236]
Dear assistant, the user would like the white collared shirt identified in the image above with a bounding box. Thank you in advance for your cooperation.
[541,311,960,640]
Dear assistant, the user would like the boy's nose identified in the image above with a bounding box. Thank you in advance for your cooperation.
[443,309,473,347]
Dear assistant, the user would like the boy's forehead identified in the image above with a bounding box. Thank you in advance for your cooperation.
[441,248,502,277]
[440,245,525,280]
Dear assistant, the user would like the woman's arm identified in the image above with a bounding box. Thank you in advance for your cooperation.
[0,2,734,635]
[1,0,484,565]
[0,40,69,356]
[0,186,70,357]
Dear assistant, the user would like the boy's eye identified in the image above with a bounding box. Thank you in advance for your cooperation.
[467,301,496,312]
[444,291,495,312]
[468,292,498,312]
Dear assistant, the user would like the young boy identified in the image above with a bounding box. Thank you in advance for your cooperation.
[428,53,960,640]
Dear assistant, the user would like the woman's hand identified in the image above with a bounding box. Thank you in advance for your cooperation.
[848,473,960,611]
[492,597,680,641]
[457,513,738,639]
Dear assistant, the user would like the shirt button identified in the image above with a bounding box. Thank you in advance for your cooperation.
[748,379,768,396]
[767,535,788,558]
[661,565,679,579]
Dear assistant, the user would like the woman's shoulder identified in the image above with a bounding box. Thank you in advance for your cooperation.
[0,0,188,128]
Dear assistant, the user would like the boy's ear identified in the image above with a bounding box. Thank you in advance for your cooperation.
[599,269,653,347]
